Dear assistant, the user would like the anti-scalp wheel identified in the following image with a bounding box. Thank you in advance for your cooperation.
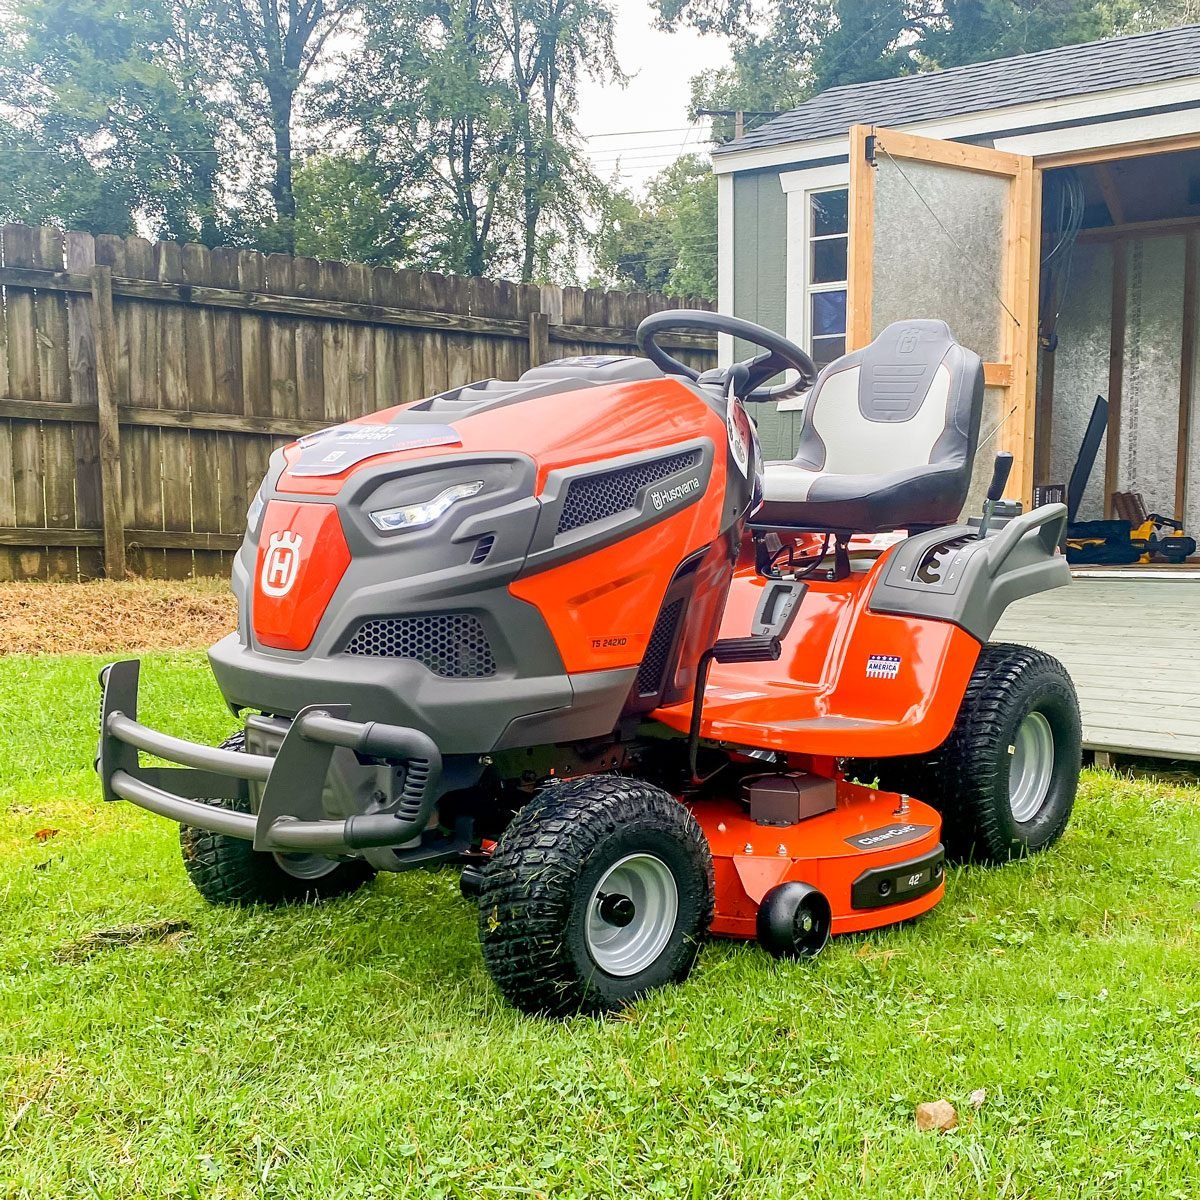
[757,881,832,959]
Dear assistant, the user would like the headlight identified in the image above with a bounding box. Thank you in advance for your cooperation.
[246,482,267,531]
[369,480,484,532]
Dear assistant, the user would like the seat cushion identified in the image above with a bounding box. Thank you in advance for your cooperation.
[757,460,974,533]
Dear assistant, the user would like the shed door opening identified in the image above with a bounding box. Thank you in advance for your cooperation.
[1039,146,1200,557]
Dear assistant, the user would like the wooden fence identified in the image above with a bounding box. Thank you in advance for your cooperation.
[0,223,715,581]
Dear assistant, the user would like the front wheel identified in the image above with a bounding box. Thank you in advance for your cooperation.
[478,776,714,1017]
[179,733,375,905]
[853,644,1082,863]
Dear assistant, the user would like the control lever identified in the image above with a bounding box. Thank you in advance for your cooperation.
[726,362,751,399]
[752,580,807,641]
[688,636,781,784]
[977,452,1014,540]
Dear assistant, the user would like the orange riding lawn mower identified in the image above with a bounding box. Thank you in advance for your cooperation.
[96,313,1082,1016]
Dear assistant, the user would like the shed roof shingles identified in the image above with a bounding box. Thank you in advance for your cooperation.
[714,24,1200,156]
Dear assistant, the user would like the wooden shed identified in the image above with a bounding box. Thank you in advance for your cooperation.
[715,24,1200,761]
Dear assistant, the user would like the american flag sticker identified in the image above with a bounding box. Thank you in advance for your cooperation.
[866,654,901,680]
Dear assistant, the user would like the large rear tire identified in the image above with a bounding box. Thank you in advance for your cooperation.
[851,643,1081,863]
[478,776,714,1017]
[179,733,375,906]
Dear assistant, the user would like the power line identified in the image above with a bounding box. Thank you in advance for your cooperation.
[581,138,714,156]
[581,124,709,140]
[0,138,714,163]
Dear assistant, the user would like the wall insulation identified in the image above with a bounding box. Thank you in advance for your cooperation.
[870,156,1009,516]
[1050,235,1199,526]
[871,158,1007,360]
[1187,248,1200,535]
[1048,241,1113,521]
[1118,236,1185,519]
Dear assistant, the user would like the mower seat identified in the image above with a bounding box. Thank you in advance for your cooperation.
[756,320,984,533]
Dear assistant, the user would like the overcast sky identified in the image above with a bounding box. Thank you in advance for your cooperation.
[574,0,732,192]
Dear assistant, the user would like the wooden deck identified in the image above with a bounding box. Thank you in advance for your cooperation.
[994,572,1200,761]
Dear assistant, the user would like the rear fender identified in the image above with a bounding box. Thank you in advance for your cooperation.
[866,504,1069,641]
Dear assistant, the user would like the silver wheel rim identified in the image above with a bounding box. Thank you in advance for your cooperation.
[1008,710,1055,823]
[585,853,679,977]
[272,851,341,881]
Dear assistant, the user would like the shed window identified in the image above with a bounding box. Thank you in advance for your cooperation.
[807,188,848,367]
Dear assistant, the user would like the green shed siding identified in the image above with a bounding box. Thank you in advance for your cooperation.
[732,170,800,460]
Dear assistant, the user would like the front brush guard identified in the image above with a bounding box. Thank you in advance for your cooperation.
[97,660,443,854]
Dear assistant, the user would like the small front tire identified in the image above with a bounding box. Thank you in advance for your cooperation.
[478,776,714,1017]
[179,733,375,906]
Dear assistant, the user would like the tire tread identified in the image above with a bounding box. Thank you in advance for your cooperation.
[178,733,374,906]
[478,776,713,1016]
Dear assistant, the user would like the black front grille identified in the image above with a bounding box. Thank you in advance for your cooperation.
[557,450,701,534]
[344,614,497,678]
[636,599,683,696]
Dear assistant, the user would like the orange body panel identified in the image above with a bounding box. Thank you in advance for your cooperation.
[508,469,730,675]
[690,781,944,938]
[276,378,719,496]
[267,377,734,676]
[252,501,350,651]
[654,551,982,757]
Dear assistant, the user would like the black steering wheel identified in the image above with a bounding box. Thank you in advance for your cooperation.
[636,309,818,401]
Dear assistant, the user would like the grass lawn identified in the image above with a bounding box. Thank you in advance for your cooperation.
[2,651,1199,1199]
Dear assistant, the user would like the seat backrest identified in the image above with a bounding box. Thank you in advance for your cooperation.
[791,320,984,477]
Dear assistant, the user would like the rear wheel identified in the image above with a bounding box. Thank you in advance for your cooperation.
[852,644,1081,863]
[179,733,375,905]
[478,776,713,1017]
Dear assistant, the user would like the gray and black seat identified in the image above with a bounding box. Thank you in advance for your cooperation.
[756,320,984,533]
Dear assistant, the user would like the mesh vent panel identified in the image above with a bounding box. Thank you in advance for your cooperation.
[557,450,701,534]
[636,599,683,696]
[344,614,497,678]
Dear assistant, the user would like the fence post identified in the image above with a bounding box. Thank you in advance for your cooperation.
[89,264,126,579]
[527,311,549,368]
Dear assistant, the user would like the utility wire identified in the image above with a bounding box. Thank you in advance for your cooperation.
[582,124,709,139]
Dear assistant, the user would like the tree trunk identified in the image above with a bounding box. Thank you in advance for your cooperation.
[268,86,296,254]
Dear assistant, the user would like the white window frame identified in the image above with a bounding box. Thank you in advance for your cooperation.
[780,165,850,408]
[803,186,849,365]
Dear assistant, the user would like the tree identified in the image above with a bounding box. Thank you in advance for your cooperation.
[214,0,357,253]
[593,185,677,292]
[0,0,226,241]
[593,154,716,299]
[924,1,1137,69]
[292,153,414,264]
[657,155,718,299]
[502,0,622,281]
[336,0,619,281]
[659,0,1145,142]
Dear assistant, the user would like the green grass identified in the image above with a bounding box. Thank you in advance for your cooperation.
[2,652,1199,1199]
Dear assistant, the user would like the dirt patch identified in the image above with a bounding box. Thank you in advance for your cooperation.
[55,919,193,962]
[0,580,236,656]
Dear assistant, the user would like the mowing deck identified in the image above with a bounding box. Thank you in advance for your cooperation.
[993,570,1200,761]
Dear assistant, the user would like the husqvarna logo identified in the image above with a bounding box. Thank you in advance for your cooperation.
[650,476,701,511]
[261,530,303,597]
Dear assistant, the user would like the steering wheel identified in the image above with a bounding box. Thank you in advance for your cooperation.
[636,309,818,401]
